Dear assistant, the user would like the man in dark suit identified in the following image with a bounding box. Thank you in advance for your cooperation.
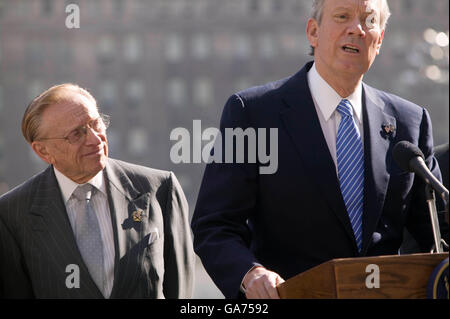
[0,83,194,298]
[191,0,448,299]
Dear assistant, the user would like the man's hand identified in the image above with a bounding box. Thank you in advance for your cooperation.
[243,266,285,299]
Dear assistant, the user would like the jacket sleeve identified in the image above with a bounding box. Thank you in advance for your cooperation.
[0,208,34,298]
[191,94,261,299]
[162,172,195,298]
[406,107,449,251]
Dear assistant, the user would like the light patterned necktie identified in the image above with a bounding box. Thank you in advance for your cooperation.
[336,99,364,253]
[72,184,105,294]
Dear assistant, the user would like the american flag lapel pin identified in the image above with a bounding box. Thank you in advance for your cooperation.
[382,123,396,138]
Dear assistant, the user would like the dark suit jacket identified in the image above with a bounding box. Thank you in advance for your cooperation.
[191,62,448,298]
[0,158,194,298]
[435,143,449,190]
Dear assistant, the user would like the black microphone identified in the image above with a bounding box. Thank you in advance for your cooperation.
[393,141,449,201]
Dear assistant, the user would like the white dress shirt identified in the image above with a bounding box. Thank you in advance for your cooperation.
[54,167,115,298]
[307,62,364,173]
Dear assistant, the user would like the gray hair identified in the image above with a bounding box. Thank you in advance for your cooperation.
[309,0,391,55]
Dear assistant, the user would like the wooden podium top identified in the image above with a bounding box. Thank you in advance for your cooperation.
[277,253,449,299]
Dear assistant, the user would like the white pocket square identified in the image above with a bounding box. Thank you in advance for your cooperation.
[148,228,159,245]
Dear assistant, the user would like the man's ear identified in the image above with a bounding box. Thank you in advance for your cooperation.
[306,18,320,50]
[376,29,385,55]
[31,141,53,165]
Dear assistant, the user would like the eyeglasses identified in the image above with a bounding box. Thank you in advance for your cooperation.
[38,114,110,145]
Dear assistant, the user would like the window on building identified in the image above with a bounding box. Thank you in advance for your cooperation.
[124,34,142,63]
[191,33,210,60]
[214,33,232,59]
[41,0,52,16]
[128,127,148,156]
[259,33,276,59]
[165,34,184,63]
[98,81,117,110]
[85,0,101,18]
[193,77,213,108]
[167,78,186,107]
[126,80,145,107]
[15,0,27,17]
[234,34,251,60]
[97,36,116,62]
[28,80,44,101]
[260,0,272,15]
[169,0,185,17]
[249,0,259,12]
[192,0,208,17]
[114,0,124,17]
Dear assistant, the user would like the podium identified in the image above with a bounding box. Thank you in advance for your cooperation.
[277,253,448,299]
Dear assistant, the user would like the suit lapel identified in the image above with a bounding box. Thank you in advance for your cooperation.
[279,63,356,247]
[104,159,150,298]
[29,166,103,298]
[360,84,396,255]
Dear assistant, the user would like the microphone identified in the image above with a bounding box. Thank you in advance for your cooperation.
[393,141,449,253]
[393,141,449,201]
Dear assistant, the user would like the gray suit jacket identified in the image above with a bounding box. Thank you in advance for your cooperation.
[0,158,194,298]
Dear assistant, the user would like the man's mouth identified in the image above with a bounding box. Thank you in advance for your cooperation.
[84,148,104,157]
[342,45,360,53]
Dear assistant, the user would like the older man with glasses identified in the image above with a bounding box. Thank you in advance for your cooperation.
[0,83,194,299]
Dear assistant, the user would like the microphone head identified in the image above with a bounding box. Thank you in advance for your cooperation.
[393,141,425,173]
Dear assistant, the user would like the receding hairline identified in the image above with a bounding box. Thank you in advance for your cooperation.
[22,83,98,144]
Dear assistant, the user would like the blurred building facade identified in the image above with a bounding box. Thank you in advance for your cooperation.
[0,0,448,298]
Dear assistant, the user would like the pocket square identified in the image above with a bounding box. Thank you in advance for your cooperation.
[148,228,159,245]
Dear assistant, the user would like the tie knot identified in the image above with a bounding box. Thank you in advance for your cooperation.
[72,184,95,202]
[337,99,354,118]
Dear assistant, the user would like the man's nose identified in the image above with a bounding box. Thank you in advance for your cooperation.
[84,127,103,145]
[348,18,366,37]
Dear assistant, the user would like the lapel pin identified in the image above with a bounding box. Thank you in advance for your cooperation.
[132,209,143,222]
[381,123,396,138]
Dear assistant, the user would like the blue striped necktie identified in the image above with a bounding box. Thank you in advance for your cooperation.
[336,99,364,252]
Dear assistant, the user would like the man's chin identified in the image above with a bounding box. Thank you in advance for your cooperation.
[85,154,108,172]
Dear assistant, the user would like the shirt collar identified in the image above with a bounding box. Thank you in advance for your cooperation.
[53,167,106,204]
[307,62,363,124]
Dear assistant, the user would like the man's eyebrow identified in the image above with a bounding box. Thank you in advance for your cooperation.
[332,5,379,14]
[332,6,352,12]
[63,115,91,135]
